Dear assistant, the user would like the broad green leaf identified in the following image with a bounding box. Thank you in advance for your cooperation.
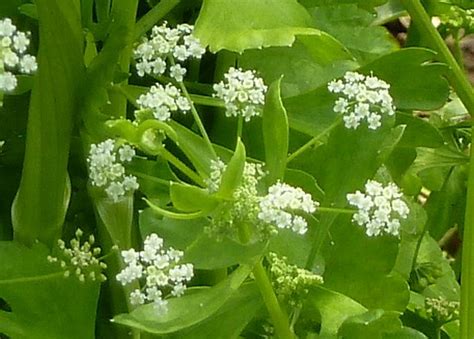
[0,241,100,339]
[240,34,355,97]
[360,48,450,111]
[12,0,84,246]
[307,286,367,337]
[308,3,398,64]
[194,0,316,53]
[395,112,444,148]
[169,283,263,339]
[263,78,289,184]
[300,0,389,11]
[217,139,246,199]
[338,310,403,338]
[170,183,218,212]
[113,265,252,334]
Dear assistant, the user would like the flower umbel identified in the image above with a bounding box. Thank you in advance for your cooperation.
[134,22,205,81]
[0,18,37,94]
[347,180,409,237]
[213,67,267,122]
[268,252,323,307]
[116,233,194,315]
[258,182,318,235]
[87,139,139,202]
[422,297,460,324]
[47,229,107,282]
[328,71,395,130]
[135,83,190,122]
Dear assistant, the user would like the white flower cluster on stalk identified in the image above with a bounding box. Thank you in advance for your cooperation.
[347,180,409,237]
[424,297,460,324]
[213,67,267,122]
[135,83,190,122]
[206,159,318,239]
[134,22,205,81]
[87,139,139,202]
[116,233,194,315]
[258,182,318,235]
[328,71,395,130]
[0,18,37,93]
[47,229,107,282]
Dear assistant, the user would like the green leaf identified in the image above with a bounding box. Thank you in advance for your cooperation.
[338,310,403,338]
[170,182,218,213]
[240,34,355,97]
[308,3,398,64]
[263,78,289,184]
[12,0,84,246]
[216,139,246,199]
[307,286,367,337]
[113,265,252,334]
[169,283,263,339]
[395,112,444,148]
[360,48,450,111]
[300,0,389,11]
[194,0,317,53]
[0,241,100,339]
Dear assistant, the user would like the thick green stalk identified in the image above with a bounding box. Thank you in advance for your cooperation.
[400,1,474,337]
[12,0,84,246]
[134,0,181,41]
[238,223,293,339]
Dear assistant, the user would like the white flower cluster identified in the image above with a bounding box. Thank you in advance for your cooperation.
[135,83,190,122]
[47,229,107,282]
[424,297,460,324]
[87,139,139,202]
[328,71,395,130]
[205,158,227,193]
[134,22,205,81]
[116,233,194,315]
[347,180,409,237]
[0,18,37,93]
[213,67,267,122]
[258,182,318,235]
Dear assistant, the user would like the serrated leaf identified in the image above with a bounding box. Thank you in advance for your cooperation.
[194,0,316,53]
[113,265,252,334]
[263,78,289,184]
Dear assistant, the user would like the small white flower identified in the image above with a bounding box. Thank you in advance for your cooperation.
[0,18,16,37]
[169,64,186,82]
[0,72,17,91]
[328,71,395,130]
[87,139,139,201]
[347,180,409,237]
[19,54,37,73]
[258,182,319,235]
[213,67,267,122]
[116,234,193,315]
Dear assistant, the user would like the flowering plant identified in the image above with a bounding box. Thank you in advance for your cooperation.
[0,1,470,338]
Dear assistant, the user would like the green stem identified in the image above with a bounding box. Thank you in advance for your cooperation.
[134,0,181,41]
[452,32,465,72]
[317,206,355,214]
[178,81,218,158]
[159,147,205,186]
[237,116,244,140]
[238,223,293,339]
[128,170,172,187]
[287,118,341,164]
[190,94,226,108]
[400,2,474,338]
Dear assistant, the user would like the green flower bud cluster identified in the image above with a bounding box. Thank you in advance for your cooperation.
[421,297,460,325]
[47,229,108,283]
[268,252,323,307]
